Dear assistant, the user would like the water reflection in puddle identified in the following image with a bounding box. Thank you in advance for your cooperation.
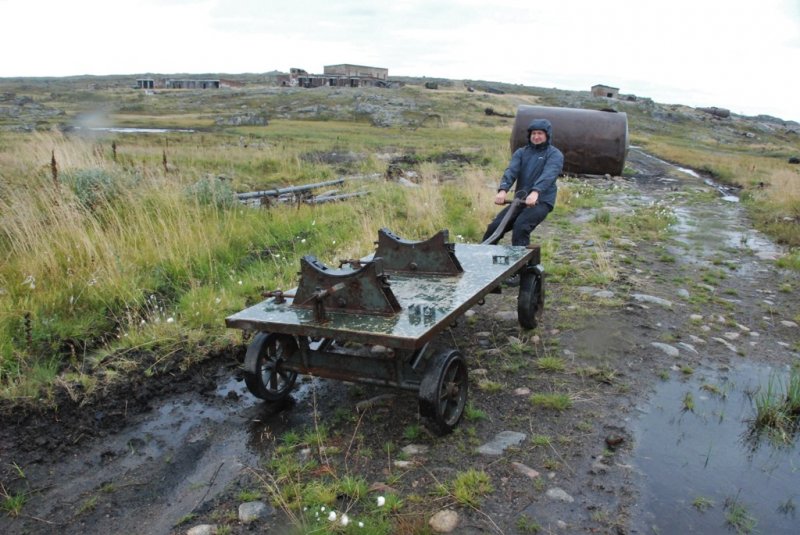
[633,363,799,534]
[672,205,783,262]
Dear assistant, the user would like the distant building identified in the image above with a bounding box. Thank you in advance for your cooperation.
[277,64,391,88]
[164,79,220,89]
[135,78,221,90]
[591,84,619,98]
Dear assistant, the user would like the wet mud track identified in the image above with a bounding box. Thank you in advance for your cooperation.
[1,148,799,534]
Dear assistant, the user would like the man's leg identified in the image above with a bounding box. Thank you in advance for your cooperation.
[482,205,516,244]
[511,204,551,246]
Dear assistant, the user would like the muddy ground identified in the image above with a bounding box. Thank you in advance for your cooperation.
[1,148,798,534]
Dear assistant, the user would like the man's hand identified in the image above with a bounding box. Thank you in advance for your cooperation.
[494,190,507,205]
[525,190,539,206]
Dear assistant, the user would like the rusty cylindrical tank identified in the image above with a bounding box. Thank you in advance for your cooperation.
[510,105,629,176]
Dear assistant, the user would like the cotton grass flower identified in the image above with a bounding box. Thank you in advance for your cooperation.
[377,496,385,507]
[328,511,337,521]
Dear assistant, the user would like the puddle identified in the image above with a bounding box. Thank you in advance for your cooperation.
[632,363,799,534]
[677,167,701,178]
[671,205,784,264]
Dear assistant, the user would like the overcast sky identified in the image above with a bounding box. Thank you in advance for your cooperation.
[2,0,799,122]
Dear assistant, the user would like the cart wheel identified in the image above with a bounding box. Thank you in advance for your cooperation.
[517,265,544,330]
[244,332,299,401]
[419,349,468,435]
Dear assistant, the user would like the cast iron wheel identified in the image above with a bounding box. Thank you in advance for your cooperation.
[517,265,544,329]
[243,332,299,401]
[418,349,468,435]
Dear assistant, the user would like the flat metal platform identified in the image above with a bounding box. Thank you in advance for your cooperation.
[225,243,538,349]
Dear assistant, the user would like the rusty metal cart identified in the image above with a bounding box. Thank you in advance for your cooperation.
[225,228,544,434]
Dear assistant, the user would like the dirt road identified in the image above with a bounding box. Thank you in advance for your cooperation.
[2,148,798,534]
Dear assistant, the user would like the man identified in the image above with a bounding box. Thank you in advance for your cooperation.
[482,118,563,249]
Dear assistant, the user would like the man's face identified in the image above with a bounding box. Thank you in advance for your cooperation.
[530,129,547,145]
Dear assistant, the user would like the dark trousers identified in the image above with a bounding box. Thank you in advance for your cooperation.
[482,203,552,246]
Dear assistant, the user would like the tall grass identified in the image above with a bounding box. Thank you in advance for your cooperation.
[0,123,509,399]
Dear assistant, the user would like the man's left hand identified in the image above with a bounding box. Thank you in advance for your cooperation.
[525,191,539,206]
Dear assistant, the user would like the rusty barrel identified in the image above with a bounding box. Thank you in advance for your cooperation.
[511,105,629,176]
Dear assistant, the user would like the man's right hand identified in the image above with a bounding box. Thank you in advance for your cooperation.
[494,190,507,205]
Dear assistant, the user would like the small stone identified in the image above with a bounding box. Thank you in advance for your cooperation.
[239,501,270,524]
[494,311,517,321]
[737,323,751,332]
[650,342,679,357]
[514,387,531,396]
[689,334,706,344]
[689,314,703,322]
[777,341,790,348]
[631,293,673,308]
[749,332,760,338]
[471,368,489,377]
[187,525,218,535]
[712,337,738,353]
[393,460,413,468]
[484,348,502,357]
[464,309,476,318]
[530,335,540,344]
[780,320,798,328]
[677,289,690,298]
[546,487,575,503]
[512,462,540,479]
[605,434,625,449]
[557,520,568,529]
[700,325,711,332]
[594,290,615,299]
[677,342,698,354]
[724,332,740,341]
[475,331,491,339]
[429,509,459,533]
[478,431,527,455]
[401,444,429,456]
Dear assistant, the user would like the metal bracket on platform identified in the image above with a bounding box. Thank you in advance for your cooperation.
[292,255,401,322]
[375,228,464,275]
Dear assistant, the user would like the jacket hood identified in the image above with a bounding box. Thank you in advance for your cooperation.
[527,119,553,144]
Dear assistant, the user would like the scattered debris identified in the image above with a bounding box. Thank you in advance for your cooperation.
[236,178,368,206]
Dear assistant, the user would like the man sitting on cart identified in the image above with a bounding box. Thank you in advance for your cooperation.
[482,118,564,275]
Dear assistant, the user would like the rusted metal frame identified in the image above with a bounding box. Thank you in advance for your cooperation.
[282,337,429,391]
[375,228,464,275]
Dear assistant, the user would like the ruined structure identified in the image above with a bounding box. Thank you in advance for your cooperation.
[136,79,225,90]
[591,84,619,99]
[278,64,391,88]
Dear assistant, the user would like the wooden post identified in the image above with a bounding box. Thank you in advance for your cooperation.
[51,150,58,186]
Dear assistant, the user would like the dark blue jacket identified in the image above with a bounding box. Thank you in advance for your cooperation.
[498,119,564,208]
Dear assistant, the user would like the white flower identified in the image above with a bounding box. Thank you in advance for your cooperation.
[238,280,243,285]
[215,297,221,304]
[320,506,326,512]
[332,240,336,244]
[340,514,349,526]
[328,511,337,521]
[166,317,174,323]
[301,238,306,243]
[377,496,385,507]
[358,521,364,528]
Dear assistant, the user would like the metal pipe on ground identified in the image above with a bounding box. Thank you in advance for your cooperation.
[510,105,629,176]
